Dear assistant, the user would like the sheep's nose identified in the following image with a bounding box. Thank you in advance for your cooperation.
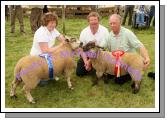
[79,42,83,47]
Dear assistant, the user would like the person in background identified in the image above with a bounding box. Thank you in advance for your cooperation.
[114,5,121,15]
[43,5,49,14]
[122,5,134,26]
[5,5,9,21]
[29,5,44,34]
[134,5,149,27]
[135,5,149,27]
[149,5,155,27]
[9,5,25,33]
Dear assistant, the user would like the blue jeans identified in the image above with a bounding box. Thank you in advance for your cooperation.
[136,12,145,26]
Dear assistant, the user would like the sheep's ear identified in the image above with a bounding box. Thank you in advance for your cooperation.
[96,45,104,50]
[87,41,96,46]
[65,38,69,42]
[71,38,76,42]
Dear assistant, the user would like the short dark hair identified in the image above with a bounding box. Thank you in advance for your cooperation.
[87,12,100,21]
[41,12,58,27]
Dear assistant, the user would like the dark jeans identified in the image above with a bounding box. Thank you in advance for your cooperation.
[76,58,89,76]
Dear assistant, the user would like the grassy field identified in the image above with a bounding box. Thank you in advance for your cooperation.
[5,16,155,108]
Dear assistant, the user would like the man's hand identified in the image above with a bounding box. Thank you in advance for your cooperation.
[84,59,92,71]
[143,57,150,70]
[139,46,150,70]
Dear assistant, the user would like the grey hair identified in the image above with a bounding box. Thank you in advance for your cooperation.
[109,14,122,23]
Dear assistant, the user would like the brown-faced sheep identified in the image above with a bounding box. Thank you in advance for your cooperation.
[82,42,145,94]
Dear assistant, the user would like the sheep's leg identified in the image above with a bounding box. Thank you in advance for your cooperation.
[23,85,35,104]
[22,78,39,103]
[55,76,59,81]
[10,78,21,99]
[67,77,73,90]
[64,69,73,90]
[92,71,103,86]
[92,76,99,86]
[131,81,141,94]
[103,74,110,84]
[129,71,142,94]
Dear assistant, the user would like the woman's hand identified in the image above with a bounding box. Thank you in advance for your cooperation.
[39,42,50,53]
[57,34,66,43]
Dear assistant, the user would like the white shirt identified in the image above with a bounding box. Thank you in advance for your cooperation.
[30,26,60,56]
[79,24,109,46]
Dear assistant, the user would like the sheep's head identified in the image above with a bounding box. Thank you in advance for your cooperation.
[64,36,82,50]
[82,41,104,59]
[82,41,104,52]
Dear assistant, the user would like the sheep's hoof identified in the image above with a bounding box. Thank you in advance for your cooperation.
[132,84,140,94]
[10,95,17,100]
[92,83,97,86]
[133,89,139,94]
[131,83,135,88]
[92,80,98,86]
[104,79,110,84]
[30,100,36,104]
[69,87,74,90]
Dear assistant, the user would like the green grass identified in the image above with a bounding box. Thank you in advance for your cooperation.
[5,16,155,108]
